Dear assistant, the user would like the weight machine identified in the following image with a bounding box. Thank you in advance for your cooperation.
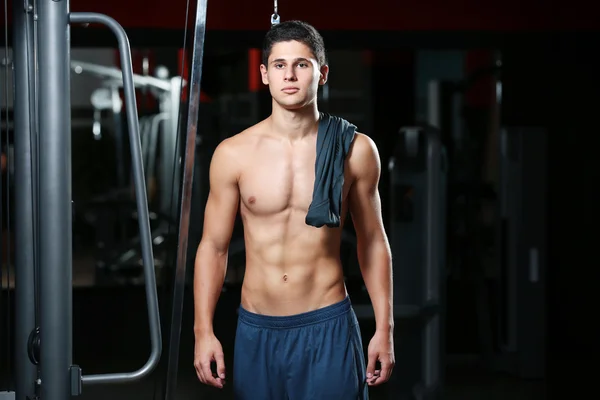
[385,124,447,400]
[71,60,184,216]
[428,69,547,382]
[70,60,185,285]
[4,0,207,397]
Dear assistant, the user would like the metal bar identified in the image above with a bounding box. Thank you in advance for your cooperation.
[158,77,182,220]
[164,1,209,398]
[12,1,38,398]
[139,116,151,171]
[146,113,168,189]
[427,81,440,129]
[69,11,161,385]
[423,127,442,390]
[1,3,11,392]
[1,117,121,130]
[37,0,72,399]
[168,77,182,220]
[71,60,173,91]
[425,128,441,304]
[113,108,126,188]
[110,85,126,188]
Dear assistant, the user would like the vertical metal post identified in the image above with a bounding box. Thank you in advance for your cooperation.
[422,127,446,397]
[423,130,441,390]
[12,0,38,398]
[111,85,126,188]
[164,1,208,398]
[427,81,440,129]
[159,77,182,220]
[168,77,182,219]
[146,113,168,191]
[37,0,72,399]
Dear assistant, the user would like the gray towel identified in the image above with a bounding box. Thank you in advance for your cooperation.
[305,113,357,228]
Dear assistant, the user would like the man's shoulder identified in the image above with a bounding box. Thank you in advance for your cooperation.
[347,132,381,180]
[348,132,379,161]
[210,134,244,174]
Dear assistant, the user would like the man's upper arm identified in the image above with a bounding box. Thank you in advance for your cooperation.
[201,139,240,253]
[348,133,385,241]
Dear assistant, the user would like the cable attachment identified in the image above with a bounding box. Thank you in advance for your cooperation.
[27,326,41,365]
[271,0,280,26]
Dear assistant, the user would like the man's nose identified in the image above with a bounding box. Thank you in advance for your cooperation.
[284,67,297,81]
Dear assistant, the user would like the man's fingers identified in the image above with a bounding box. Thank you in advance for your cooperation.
[366,352,378,379]
[194,363,201,381]
[215,352,227,380]
[381,360,394,381]
[201,360,223,388]
[366,369,380,385]
[194,361,206,384]
[369,362,394,386]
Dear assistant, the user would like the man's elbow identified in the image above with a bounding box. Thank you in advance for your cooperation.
[197,237,230,259]
[374,239,392,266]
[357,231,392,262]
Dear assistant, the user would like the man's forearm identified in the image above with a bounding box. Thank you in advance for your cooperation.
[358,236,394,332]
[193,240,228,336]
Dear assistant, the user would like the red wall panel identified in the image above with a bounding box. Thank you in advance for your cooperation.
[3,0,598,31]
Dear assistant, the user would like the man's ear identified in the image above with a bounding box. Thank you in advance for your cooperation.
[260,64,269,85]
[319,64,329,86]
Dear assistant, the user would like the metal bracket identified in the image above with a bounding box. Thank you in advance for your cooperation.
[271,13,280,26]
[70,365,82,396]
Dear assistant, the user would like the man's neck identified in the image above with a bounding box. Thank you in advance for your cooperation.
[269,102,320,141]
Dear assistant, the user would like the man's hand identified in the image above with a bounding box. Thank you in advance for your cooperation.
[366,329,395,386]
[194,332,226,389]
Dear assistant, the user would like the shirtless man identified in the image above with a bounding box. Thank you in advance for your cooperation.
[193,20,395,399]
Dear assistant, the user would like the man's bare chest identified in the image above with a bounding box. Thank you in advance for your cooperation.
[238,149,317,215]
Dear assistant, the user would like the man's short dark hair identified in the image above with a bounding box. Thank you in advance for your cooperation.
[262,20,327,67]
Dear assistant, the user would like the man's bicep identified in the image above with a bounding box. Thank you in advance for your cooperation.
[349,134,384,239]
[200,142,240,253]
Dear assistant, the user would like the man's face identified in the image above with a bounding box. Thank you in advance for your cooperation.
[260,40,328,110]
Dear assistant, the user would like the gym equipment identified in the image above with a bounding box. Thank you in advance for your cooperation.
[71,60,184,218]
[492,126,547,379]
[271,0,281,26]
[90,87,118,141]
[428,67,546,381]
[71,61,185,285]
[427,74,498,361]
[162,0,208,398]
[143,113,169,192]
[386,124,447,399]
[11,2,37,398]
[11,2,162,398]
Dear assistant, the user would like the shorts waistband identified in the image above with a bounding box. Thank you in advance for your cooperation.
[237,296,352,329]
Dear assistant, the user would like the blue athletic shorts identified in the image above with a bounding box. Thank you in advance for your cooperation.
[233,296,368,400]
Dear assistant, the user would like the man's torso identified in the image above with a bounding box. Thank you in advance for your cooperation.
[229,120,353,316]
